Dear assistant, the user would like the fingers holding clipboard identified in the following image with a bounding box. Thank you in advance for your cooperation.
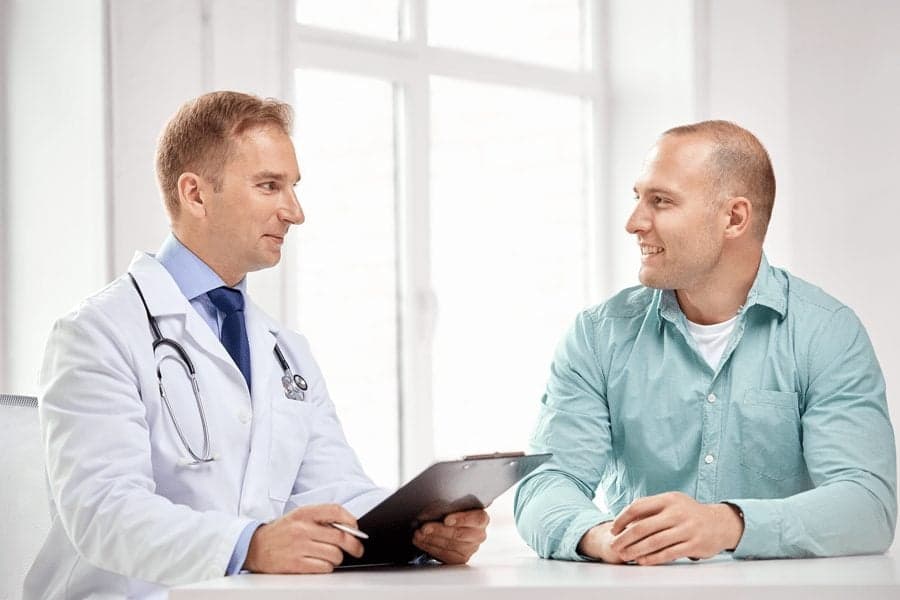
[340,451,552,567]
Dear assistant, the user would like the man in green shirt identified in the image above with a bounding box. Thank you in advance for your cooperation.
[515,120,896,564]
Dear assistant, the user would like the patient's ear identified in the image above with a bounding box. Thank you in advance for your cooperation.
[724,196,752,239]
[176,172,208,218]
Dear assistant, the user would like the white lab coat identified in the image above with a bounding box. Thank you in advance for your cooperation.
[24,253,386,599]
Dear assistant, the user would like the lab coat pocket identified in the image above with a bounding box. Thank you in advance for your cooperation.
[738,389,804,481]
[268,397,311,502]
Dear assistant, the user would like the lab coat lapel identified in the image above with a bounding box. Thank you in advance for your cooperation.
[126,252,248,391]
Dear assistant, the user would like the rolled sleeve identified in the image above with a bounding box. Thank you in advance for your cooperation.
[515,311,615,560]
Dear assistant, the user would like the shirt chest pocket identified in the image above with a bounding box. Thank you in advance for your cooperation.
[268,397,311,501]
[737,389,804,481]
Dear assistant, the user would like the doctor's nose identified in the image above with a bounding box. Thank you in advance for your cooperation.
[281,189,304,225]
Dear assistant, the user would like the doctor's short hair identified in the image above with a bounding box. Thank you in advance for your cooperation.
[156,91,294,217]
[662,120,776,239]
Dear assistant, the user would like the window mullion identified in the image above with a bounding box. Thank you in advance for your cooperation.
[396,35,435,482]
[585,0,612,303]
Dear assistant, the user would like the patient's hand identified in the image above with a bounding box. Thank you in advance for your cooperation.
[412,509,490,564]
[610,492,744,565]
[578,521,627,563]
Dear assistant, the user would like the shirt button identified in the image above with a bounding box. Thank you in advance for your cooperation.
[238,410,251,424]
[707,393,717,403]
[704,454,715,464]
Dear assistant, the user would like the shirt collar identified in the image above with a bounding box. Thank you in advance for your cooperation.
[742,253,787,319]
[155,233,247,301]
[655,253,787,329]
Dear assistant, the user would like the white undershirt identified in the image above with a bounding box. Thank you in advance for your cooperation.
[685,314,739,370]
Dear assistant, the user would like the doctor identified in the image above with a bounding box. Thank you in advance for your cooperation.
[25,91,488,599]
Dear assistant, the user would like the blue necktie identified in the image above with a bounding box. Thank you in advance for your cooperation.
[207,286,252,391]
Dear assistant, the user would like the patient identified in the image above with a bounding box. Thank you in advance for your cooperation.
[515,120,896,564]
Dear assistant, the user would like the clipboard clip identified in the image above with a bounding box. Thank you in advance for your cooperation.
[462,451,526,460]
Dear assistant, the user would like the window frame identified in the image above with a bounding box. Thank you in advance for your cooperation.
[284,0,613,481]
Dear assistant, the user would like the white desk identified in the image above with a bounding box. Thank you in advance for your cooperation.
[172,547,900,599]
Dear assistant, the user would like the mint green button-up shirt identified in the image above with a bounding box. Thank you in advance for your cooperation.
[515,255,896,559]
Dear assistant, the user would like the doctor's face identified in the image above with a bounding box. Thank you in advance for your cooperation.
[626,134,726,291]
[204,125,304,281]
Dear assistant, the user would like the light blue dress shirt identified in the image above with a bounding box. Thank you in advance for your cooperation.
[155,233,260,575]
[515,255,897,560]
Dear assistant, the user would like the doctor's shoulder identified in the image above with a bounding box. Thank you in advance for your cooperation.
[43,275,153,364]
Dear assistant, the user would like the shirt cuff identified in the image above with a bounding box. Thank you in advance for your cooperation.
[226,521,264,575]
[725,498,783,559]
[557,509,615,561]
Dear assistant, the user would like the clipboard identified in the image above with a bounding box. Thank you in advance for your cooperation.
[339,451,552,567]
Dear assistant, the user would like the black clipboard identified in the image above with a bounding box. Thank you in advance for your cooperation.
[340,451,552,568]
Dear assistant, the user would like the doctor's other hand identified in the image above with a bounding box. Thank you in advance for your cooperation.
[607,491,744,565]
[412,508,490,565]
[244,504,364,574]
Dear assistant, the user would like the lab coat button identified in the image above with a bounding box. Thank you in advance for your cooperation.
[704,454,715,464]
[238,410,251,424]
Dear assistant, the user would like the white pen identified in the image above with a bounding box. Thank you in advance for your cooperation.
[331,522,369,540]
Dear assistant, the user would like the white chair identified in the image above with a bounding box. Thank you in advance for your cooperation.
[0,394,50,600]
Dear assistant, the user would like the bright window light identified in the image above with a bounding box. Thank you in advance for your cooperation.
[295,0,401,40]
[293,69,399,488]
[428,0,583,69]
[430,76,591,459]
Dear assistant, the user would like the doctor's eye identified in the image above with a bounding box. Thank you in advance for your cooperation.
[259,182,279,192]
[653,195,671,206]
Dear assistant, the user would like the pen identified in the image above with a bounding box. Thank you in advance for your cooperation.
[331,522,369,539]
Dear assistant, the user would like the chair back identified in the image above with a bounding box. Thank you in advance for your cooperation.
[0,394,50,600]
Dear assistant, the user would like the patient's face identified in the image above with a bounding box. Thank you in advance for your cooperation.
[627,134,726,291]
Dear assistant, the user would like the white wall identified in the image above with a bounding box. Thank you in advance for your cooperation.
[786,0,900,420]
[4,0,108,395]
[1,0,290,396]
[705,0,900,539]
[705,0,900,387]
[1,0,9,391]
[704,0,792,265]
[606,0,700,293]
[108,0,287,321]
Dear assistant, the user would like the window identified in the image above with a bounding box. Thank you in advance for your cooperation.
[290,0,608,488]
[430,78,590,458]
[292,70,400,487]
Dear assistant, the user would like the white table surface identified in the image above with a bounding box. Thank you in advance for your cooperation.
[171,523,900,600]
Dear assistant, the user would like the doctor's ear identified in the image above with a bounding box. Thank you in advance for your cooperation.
[176,172,209,218]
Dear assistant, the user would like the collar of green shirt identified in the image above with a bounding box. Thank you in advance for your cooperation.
[656,253,787,332]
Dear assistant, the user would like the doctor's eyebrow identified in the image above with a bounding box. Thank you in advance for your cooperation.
[252,171,302,185]
[251,171,300,186]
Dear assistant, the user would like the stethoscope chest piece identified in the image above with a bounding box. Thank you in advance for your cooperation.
[281,373,307,401]
[274,344,308,401]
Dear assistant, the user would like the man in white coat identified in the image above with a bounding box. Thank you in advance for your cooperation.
[25,91,489,599]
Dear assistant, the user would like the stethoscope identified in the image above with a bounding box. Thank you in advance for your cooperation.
[128,274,308,465]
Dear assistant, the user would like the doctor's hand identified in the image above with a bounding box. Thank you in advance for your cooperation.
[244,504,364,574]
[605,492,744,565]
[412,508,490,565]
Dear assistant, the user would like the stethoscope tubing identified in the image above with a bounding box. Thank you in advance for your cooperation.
[127,273,308,465]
